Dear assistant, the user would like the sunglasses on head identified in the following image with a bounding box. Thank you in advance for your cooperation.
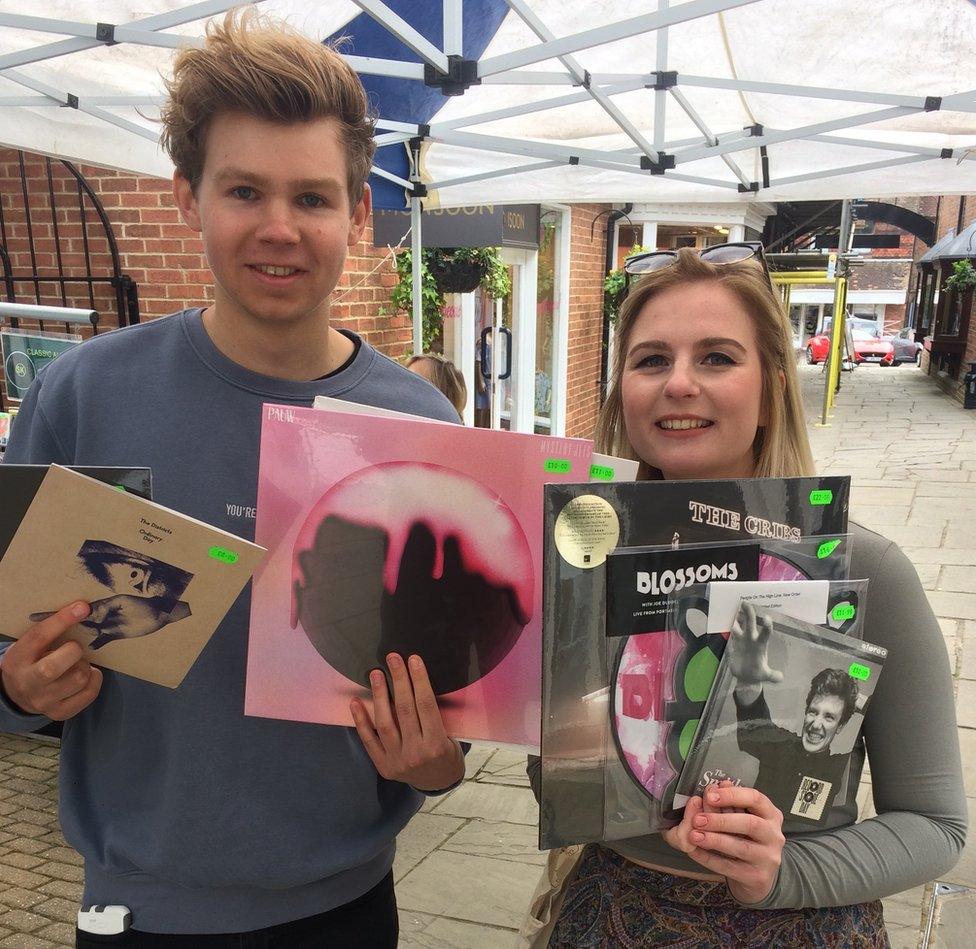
[623,241,771,282]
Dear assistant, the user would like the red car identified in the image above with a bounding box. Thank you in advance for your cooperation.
[805,329,894,366]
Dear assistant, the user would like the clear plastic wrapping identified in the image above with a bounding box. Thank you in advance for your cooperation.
[672,605,886,831]
[540,476,851,849]
[603,574,868,841]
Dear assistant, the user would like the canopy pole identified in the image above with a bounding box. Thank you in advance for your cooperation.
[408,134,425,356]
[821,198,852,425]
[410,195,423,355]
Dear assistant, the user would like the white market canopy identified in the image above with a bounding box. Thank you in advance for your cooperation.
[1,0,976,209]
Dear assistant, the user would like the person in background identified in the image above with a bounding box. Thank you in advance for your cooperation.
[407,353,468,417]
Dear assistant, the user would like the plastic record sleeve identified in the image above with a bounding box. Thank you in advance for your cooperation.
[608,548,862,808]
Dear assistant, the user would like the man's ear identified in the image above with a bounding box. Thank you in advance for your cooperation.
[173,172,202,232]
[347,182,371,247]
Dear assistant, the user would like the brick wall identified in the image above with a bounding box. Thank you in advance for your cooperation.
[0,148,410,354]
[0,151,126,331]
[2,149,611,429]
[564,204,611,439]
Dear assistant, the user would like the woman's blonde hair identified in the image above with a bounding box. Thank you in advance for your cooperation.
[160,9,376,205]
[407,354,468,416]
[595,248,815,480]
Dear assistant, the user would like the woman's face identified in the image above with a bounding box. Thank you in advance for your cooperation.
[620,280,766,481]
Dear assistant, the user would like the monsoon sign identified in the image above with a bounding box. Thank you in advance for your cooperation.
[1,329,81,400]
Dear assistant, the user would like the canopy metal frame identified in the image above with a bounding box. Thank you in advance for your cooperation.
[2,0,976,352]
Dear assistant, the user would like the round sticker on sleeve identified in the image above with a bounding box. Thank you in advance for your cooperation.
[553,495,620,568]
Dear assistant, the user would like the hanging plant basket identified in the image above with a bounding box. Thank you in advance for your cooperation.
[428,256,486,293]
[386,247,511,351]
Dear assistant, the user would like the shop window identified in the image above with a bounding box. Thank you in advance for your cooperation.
[947,293,965,337]
[917,270,937,337]
[656,224,729,251]
[928,262,973,379]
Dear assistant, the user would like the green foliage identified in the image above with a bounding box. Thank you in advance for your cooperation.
[945,259,976,294]
[389,250,442,350]
[604,244,649,322]
[389,247,512,351]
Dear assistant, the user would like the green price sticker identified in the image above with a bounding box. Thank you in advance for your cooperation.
[544,458,572,474]
[817,539,841,559]
[209,546,239,564]
[832,603,856,621]
[589,464,614,481]
[849,662,871,681]
[809,489,834,506]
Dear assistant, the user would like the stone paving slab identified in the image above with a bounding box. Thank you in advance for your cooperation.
[399,909,516,948]
[393,813,466,883]
[427,781,538,826]
[440,820,546,866]
[940,567,976,592]
[396,850,542,928]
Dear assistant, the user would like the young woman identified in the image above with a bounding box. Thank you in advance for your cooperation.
[534,246,966,947]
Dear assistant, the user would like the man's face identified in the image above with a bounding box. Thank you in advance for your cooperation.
[173,112,370,330]
[801,694,845,753]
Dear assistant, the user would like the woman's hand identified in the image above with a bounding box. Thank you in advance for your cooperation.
[671,783,786,905]
[661,779,738,864]
[661,792,709,854]
[350,652,464,792]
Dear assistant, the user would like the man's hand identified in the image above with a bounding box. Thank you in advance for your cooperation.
[729,603,784,703]
[667,783,786,905]
[1,601,103,719]
[350,653,464,792]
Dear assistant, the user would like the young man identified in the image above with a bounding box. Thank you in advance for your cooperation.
[0,12,463,946]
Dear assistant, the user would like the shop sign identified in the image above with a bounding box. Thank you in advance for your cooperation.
[1,329,81,400]
[373,204,540,249]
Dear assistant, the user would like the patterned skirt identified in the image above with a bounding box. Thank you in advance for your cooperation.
[548,845,890,948]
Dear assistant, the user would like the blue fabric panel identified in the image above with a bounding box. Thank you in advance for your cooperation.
[324,1,509,208]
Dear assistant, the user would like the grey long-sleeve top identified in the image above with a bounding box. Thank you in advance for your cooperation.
[528,522,967,909]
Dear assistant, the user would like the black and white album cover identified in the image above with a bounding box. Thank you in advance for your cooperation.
[0,465,263,688]
[673,603,886,829]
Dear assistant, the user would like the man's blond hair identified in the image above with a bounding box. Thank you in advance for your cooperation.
[160,9,376,205]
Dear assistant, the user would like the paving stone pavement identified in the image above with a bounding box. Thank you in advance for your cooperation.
[3,362,976,947]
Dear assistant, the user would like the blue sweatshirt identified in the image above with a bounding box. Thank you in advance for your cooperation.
[0,309,459,934]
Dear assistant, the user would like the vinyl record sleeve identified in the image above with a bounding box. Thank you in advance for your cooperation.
[312,395,639,484]
[673,606,886,829]
[642,575,870,828]
[540,476,850,849]
[0,465,265,688]
[246,404,593,749]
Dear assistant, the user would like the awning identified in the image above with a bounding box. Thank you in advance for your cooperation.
[1,1,975,207]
